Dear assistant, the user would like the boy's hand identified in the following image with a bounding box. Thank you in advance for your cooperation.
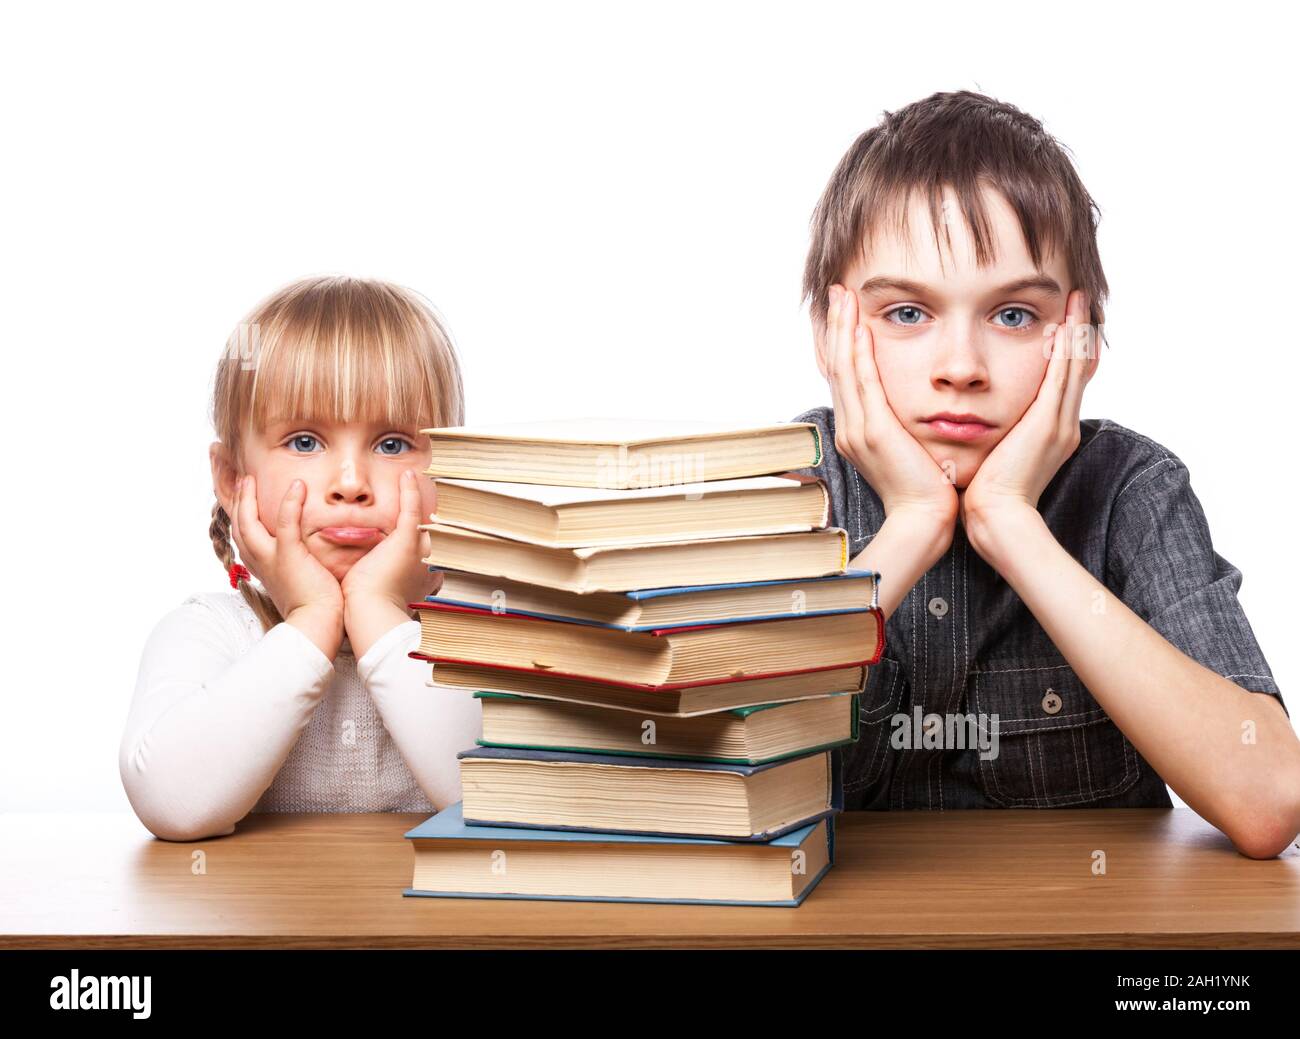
[232,474,344,621]
[340,469,441,631]
[818,284,959,536]
[959,289,1096,548]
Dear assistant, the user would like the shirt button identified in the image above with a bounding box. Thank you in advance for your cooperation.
[928,596,949,618]
[1042,688,1062,715]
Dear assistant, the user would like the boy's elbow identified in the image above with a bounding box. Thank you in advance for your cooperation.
[1229,786,1300,860]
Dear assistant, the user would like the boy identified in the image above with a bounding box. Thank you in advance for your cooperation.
[790,90,1299,858]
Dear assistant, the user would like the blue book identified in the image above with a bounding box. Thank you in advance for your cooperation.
[426,567,880,631]
[403,801,836,907]
[456,745,844,841]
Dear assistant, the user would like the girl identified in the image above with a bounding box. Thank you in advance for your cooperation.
[119,275,482,841]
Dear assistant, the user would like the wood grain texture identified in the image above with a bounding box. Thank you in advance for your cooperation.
[2,807,1297,948]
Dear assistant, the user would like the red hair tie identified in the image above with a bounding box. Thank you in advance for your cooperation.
[228,563,252,588]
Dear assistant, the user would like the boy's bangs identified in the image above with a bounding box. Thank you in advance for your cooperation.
[861,177,1069,277]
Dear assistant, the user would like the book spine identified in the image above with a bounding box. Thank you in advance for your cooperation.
[829,745,844,811]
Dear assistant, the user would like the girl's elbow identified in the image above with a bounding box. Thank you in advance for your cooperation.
[120,757,239,842]
[135,806,238,843]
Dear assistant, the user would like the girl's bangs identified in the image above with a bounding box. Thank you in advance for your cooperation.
[244,318,441,435]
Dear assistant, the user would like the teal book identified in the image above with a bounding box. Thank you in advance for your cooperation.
[472,689,860,765]
[403,801,836,907]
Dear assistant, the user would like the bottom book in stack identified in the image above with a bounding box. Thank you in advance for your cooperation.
[403,798,836,907]
[402,697,847,906]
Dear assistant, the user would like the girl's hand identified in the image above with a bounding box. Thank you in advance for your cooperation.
[232,474,344,622]
[340,469,441,613]
[959,289,1096,549]
[820,283,959,535]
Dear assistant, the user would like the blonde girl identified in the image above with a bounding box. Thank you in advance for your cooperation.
[119,276,481,841]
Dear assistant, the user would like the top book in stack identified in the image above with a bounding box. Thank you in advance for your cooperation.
[419,417,822,489]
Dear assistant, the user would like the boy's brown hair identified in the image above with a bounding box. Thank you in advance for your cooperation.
[802,89,1109,338]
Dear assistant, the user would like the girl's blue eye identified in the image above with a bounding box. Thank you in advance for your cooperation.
[283,433,414,455]
[993,307,1037,330]
[287,434,320,453]
[376,437,413,456]
[885,305,928,326]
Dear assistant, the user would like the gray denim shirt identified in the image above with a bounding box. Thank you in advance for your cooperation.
[789,405,1287,811]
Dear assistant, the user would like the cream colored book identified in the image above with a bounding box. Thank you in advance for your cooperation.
[419,417,823,488]
[455,746,838,840]
[418,523,849,593]
[430,474,829,547]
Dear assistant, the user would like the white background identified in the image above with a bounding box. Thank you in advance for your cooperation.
[1,1,1295,814]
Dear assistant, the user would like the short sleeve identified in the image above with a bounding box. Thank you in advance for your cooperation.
[1106,458,1287,718]
[787,405,881,558]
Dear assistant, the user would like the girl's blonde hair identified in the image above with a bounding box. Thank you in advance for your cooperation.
[209,275,464,633]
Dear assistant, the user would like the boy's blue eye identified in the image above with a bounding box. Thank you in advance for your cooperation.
[885,305,928,326]
[882,305,1039,330]
[993,307,1036,329]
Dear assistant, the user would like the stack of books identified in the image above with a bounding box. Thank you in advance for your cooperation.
[401,419,885,907]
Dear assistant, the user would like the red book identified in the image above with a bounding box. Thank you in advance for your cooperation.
[408,600,883,690]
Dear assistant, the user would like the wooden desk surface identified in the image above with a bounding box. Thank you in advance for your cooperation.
[3,807,1297,949]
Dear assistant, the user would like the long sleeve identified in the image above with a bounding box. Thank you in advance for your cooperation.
[356,619,482,811]
[119,596,336,841]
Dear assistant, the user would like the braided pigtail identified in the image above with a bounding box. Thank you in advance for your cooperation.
[209,498,283,635]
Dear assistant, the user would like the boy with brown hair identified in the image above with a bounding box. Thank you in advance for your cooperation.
[790,89,1300,857]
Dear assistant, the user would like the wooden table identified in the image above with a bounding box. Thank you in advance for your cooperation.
[3,807,1297,948]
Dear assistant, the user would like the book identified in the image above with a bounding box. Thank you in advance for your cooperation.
[429,474,829,547]
[423,659,871,716]
[403,801,835,906]
[427,568,879,630]
[412,601,883,686]
[418,523,850,593]
[473,689,859,764]
[419,417,822,488]
[456,746,844,840]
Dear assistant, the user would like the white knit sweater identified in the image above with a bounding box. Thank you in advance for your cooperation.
[119,590,482,841]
